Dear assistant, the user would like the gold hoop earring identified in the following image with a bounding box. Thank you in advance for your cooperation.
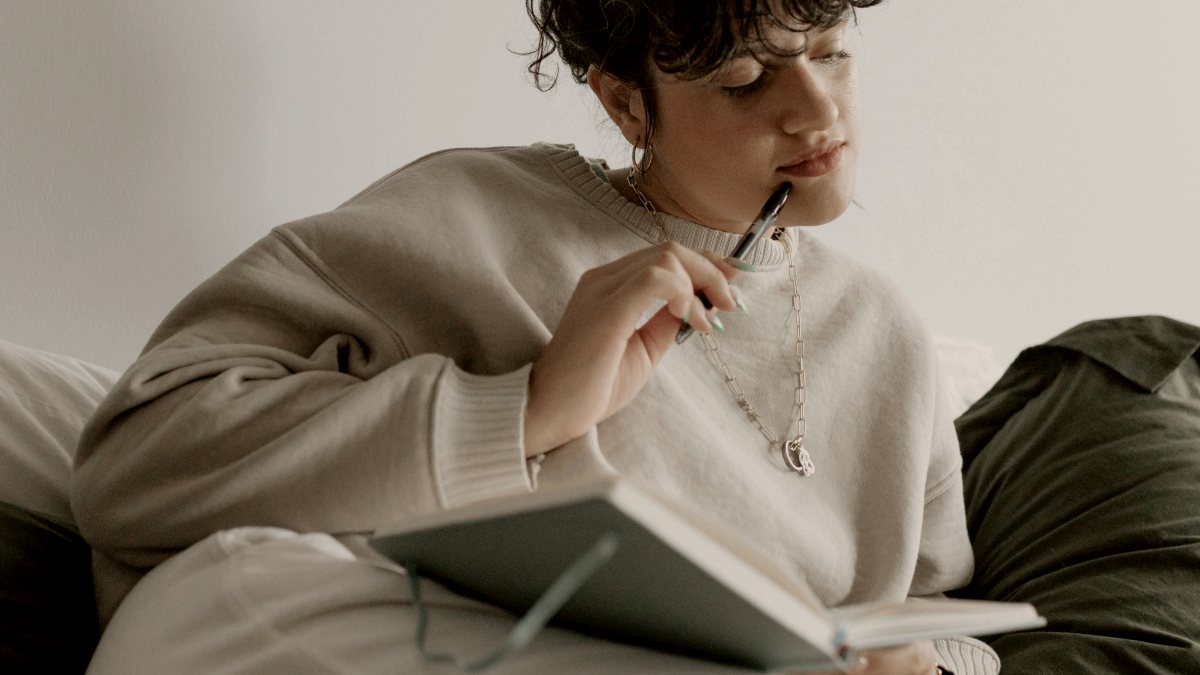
[631,137,654,175]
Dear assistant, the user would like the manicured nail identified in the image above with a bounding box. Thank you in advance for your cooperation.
[710,313,725,332]
[731,288,749,313]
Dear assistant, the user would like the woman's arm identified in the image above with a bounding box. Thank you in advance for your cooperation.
[72,226,741,571]
[71,230,537,568]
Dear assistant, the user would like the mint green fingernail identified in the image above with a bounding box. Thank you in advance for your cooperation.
[732,289,749,313]
[711,314,725,332]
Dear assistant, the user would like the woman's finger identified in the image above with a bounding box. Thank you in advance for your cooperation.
[630,302,686,367]
[656,243,742,313]
[594,242,741,316]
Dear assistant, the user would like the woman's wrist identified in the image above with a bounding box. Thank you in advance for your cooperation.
[522,396,567,457]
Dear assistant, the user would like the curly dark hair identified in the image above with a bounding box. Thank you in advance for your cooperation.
[525,0,883,143]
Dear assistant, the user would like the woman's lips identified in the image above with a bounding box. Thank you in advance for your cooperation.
[778,143,844,178]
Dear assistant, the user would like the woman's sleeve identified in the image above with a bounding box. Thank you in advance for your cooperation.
[919,466,1002,673]
[920,344,1001,675]
[71,229,536,569]
[932,636,1001,675]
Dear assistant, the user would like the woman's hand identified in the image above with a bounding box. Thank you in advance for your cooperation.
[807,641,940,675]
[524,242,740,455]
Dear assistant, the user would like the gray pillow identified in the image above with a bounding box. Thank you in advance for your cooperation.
[0,341,116,672]
[952,316,1200,673]
[0,338,118,524]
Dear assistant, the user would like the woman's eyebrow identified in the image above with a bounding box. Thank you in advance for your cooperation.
[734,21,848,63]
[731,41,806,62]
[729,43,807,68]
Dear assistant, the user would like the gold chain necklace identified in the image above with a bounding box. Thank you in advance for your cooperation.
[627,171,814,476]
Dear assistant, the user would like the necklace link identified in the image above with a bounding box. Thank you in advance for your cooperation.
[627,169,812,476]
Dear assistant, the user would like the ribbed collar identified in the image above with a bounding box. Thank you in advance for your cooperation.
[542,143,793,270]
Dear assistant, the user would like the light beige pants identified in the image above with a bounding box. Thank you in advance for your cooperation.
[87,527,753,674]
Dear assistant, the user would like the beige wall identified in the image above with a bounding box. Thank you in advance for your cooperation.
[2,1,1196,370]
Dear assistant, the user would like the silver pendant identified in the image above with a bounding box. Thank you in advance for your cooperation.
[783,439,815,476]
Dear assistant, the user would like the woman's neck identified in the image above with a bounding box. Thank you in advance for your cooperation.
[605,167,747,235]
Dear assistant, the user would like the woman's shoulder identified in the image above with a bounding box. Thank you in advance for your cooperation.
[795,231,934,353]
[269,144,587,261]
[245,143,618,323]
[796,232,914,308]
[337,143,585,207]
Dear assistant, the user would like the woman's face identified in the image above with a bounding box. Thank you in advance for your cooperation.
[639,20,860,232]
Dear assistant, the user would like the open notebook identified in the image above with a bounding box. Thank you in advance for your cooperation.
[371,477,1043,671]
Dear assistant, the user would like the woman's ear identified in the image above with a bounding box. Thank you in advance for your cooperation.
[586,65,647,146]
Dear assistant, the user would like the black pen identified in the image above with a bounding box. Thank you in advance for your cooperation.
[676,181,794,345]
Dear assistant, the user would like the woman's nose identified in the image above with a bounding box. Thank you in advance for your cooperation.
[778,62,840,136]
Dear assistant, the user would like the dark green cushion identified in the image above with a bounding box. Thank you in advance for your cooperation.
[0,500,98,674]
[952,316,1200,673]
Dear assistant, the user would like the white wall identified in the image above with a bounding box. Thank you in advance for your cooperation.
[841,1,1200,367]
[2,1,1196,371]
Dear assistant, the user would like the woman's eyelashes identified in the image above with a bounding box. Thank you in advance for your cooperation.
[717,51,853,100]
[815,50,853,66]
[720,73,768,99]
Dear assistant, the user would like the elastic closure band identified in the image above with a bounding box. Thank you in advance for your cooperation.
[404,530,621,671]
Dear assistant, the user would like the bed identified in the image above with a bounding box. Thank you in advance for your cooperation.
[2,315,1198,673]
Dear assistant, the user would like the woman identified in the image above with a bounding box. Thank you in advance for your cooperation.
[75,1,997,673]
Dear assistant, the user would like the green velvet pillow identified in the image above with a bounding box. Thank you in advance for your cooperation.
[0,500,98,674]
[952,316,1200,673]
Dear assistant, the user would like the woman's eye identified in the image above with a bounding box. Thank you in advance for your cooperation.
[813,50,852,65]
[719,74,767,99]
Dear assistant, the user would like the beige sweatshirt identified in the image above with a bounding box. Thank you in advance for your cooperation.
[72,143,996,673]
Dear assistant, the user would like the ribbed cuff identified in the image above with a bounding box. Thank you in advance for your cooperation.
[933,636,1000,675]
[431,362,534,508]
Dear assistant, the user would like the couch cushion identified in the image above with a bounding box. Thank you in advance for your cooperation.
[952,316,1200,673]
[0,340,116,671]
[934,335,1005,419]
[0,339,118,524]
